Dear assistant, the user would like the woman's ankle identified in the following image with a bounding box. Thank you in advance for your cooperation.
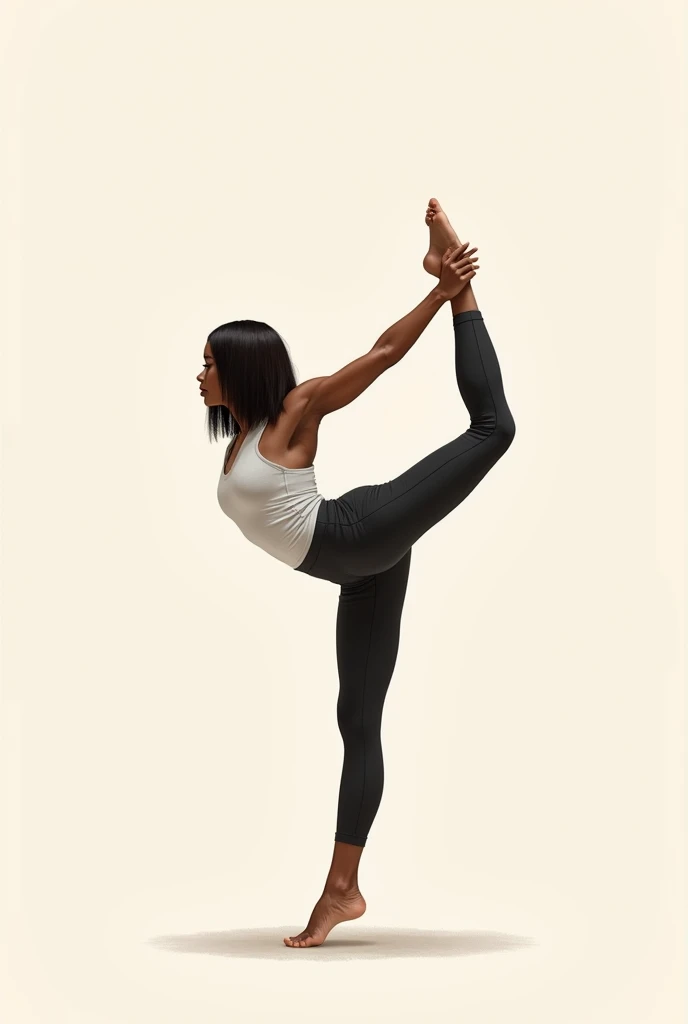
[451,284,478,315]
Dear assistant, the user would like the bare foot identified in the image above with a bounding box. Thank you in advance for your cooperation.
[423,197,463,278]
[283,885,367,948]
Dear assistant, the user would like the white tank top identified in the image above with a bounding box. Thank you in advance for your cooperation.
[217,418,325,568]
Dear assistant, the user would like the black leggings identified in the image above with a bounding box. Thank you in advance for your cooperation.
[294,309,516,847]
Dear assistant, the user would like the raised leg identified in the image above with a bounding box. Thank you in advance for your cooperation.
[331,309,516,578]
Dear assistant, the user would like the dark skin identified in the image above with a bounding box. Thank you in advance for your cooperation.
[197,198,478,947]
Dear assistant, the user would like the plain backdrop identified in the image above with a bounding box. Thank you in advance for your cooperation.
[1,0,684,1021]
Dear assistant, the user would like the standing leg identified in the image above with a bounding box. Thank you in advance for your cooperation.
[334,548,413,846]
[283,548,412,948]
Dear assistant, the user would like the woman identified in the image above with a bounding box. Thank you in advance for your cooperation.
[197,198,516,948]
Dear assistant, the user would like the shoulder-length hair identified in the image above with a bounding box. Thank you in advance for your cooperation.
[205,319,298,442]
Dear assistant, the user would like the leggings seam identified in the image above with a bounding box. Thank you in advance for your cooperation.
[353,574,377,838]
[470,316,499,423]
[333,427,499,527]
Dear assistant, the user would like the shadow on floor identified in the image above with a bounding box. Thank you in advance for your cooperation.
[147,926,537,961]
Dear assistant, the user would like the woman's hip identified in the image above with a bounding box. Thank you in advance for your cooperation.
[294,493,407,583]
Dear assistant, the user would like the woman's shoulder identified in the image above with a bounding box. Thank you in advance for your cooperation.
[259,382,325,468]
[283,377,328,412]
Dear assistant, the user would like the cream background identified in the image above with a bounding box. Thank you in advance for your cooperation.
[1,0,684,1021]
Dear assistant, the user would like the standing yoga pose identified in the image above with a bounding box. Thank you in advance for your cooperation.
[198,198,516,948]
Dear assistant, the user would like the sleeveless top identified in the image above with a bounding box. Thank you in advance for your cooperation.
[217,418,325,568]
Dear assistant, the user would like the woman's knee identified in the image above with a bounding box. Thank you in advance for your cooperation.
[469,411,515,451]
[496,411,516,448]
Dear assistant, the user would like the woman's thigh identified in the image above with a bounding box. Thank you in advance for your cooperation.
[303,420,513,580]
[336,546,412,713]
[367,421,513,553]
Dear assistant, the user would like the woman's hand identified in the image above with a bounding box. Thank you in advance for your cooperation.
[437,241,479,300]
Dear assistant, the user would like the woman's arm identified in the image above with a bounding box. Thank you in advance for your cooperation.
[299,286,448,420]
[300,348,392,420]
[377,286,447,366]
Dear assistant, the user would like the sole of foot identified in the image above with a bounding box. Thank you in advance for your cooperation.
[423,196,463,278]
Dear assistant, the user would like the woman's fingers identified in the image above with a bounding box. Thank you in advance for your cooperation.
[453,256,479,270]
[442,240,480,292]
[451,255,478,270]
[459,262,479,277]
[451,247,478,263]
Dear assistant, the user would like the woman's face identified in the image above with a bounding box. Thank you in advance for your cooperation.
[197,345,221,406]
[197,344,243,425]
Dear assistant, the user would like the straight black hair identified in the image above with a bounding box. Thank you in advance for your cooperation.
[205,320,298,442]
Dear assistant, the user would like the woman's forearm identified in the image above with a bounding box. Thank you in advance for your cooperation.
[375,287,447,366]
